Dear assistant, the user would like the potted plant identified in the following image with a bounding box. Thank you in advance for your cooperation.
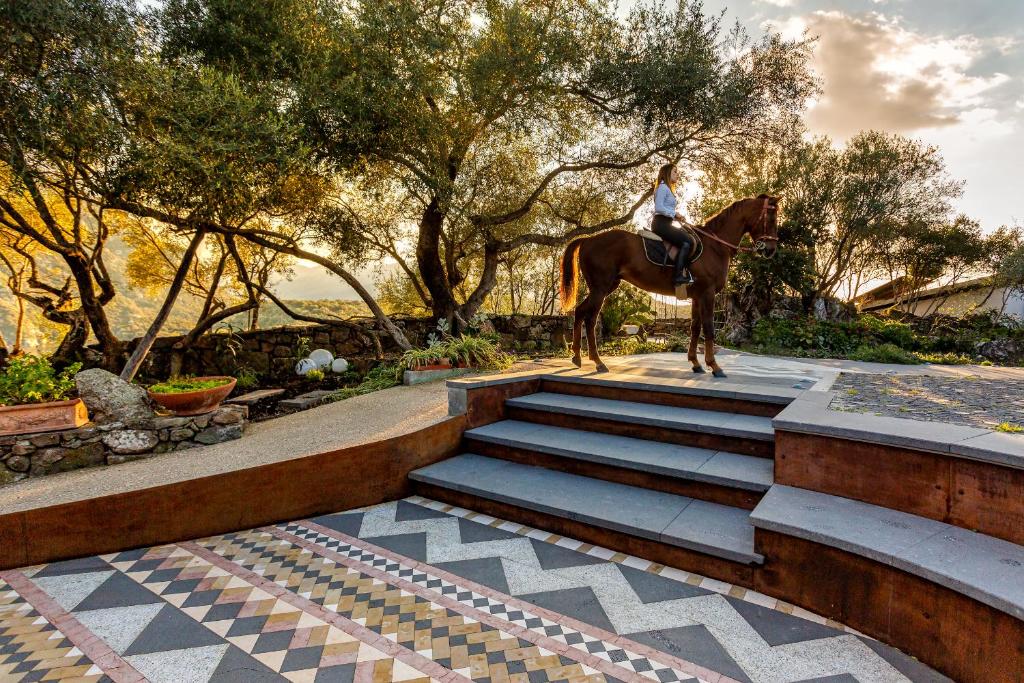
[444,335,510,370]
[401,347,452,372]
[147,376,237,416]
[0,355,87,436]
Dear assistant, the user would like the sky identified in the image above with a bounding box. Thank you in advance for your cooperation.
[702,0,1024,232]
[279,0,1024,300]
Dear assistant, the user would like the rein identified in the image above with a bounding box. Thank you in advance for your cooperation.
[689,198,778,253]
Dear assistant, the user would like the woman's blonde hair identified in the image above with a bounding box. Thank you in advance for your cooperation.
[655,163,676,193]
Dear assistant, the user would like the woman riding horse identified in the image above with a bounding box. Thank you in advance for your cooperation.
[560,172,779,377]
[651,163,695,286]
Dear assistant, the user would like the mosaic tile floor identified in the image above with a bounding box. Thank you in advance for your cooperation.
[0,497,948,683]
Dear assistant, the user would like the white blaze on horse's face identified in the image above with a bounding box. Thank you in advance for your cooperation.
[752,197,780,259]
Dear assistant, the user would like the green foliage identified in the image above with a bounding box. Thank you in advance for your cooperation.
[401,335,512,371]
[0,355,81,406]
[148,377,233,394]
[235,366,260,390]
[599,337,668,356]
[996,422,1023,434]
[847,344,921,365]
[600,285,655,336]
[333,363,402,399]
[915,351,973,365]
[751,314,919,357]
[400,347,450,369]
[305,368,325,381]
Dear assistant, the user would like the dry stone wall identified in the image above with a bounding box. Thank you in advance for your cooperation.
[0,404,247,486]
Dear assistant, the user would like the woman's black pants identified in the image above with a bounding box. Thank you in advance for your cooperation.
[651,215,693,284]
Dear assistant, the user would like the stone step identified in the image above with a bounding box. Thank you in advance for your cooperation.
[504,392,774,458]
[224,388,286,406]
[751,485,1024,621]
[540,373,799,417]
[278,390,336,412]
[410,454,763,565]
[465,420,772,493]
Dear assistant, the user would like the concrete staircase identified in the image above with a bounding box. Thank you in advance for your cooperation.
[410,373,798,581]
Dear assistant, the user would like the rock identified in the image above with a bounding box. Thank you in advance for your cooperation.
[976,338,1023,365]
[169,427,195,441]
[102,429,159,455]
[0,469,26,485]
[5,455,30,473]
[75,368,155,425]
[195,424,243,445]
[211,409,242,426]
[30,433,60,448]
[30,442,104,476]
[11,442,35,456]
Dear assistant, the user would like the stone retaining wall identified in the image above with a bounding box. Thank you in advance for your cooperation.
[0,404,247,485]
[132,315,574,381]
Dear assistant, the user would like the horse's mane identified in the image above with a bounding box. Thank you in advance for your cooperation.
[703,200,742,232]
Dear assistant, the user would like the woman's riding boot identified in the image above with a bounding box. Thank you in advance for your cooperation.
[673,243,694,285]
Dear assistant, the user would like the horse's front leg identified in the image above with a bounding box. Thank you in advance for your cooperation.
[698,294,726,378]
[688,310,704,373]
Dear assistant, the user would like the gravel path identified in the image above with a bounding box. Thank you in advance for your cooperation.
[830,372,1024,431]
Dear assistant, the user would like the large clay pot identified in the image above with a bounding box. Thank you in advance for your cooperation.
[148,376,237,416]
[0,398,89,436]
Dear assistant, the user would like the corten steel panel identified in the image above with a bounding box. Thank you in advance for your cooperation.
[542,380,784,418]
[507,407,775,458]
[774,431,950,519]
[463,378,542,428]
[464,439,764,510]
[414,482,757,588]
[950,459,1024,546]
[755,529,1024,683]
[0,416,465,570]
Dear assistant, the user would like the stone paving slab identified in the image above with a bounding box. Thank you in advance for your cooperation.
[506,393,775,441]
[464,421,772,491]
[660,500,763,564]
[751,485,1024,621]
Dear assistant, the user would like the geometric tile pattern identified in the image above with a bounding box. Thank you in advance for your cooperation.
[0,579,105,682]
[0,496,949,683]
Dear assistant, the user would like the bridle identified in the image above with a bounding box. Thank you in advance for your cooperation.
[689,197,778,256]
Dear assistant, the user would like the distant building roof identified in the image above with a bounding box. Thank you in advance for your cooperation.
[856,274,996,310]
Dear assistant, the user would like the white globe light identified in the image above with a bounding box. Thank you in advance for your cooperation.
[295,358,318,376]
[309,348,334,368]
[331,358,349,374]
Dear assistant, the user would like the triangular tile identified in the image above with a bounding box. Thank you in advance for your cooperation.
[725,596,843,647]
[433,557,510,594]
[124,604,225,655]
[308,512,365,537]
[529,538,606,570]
[125,643,229,683]
[33,556,112,577]
[72,573,165,612]
[211,644,284,681]
[617,565,713,603]
[357,642,391,661]
[517,586,615,633]
[360,533,427,562]
[31,571,114,612]
[457,518,520,544]
[395,500,451,522]
[74,603,165,654]
[254,649,287,670]
[311,663,356,683]
[205,619,234,637]
[626,625,751,683]
[392,658,426,680]
[227,634,260,653]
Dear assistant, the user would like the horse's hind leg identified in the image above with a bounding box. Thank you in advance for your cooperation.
[574,289,610,373]
[688,307,704,373]
[571,314,584,367]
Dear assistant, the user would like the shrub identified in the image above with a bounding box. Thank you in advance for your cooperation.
[914,351,973,365]
[0,355,81,406]
[599,337,668,356]
[235,366,260,390]
[148,377,234,394]
[444,335,513,370]
[305,368,325,381]
[600,285,654,336]
[400,347,449,369]
[996,422,1023,433]
[847,343,921,364]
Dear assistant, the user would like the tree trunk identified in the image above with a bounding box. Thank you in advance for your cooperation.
[65,255,122,370]
[13,295,25,353]
[249,300,261,330]
[417,200,459,325]
[52,309,90,364]
[0,329,8,367]
[121,230,206,381]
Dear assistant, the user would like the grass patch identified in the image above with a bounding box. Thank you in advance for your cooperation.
[332,364,403,400]
[148,377,233,394]
[847,343,921,364]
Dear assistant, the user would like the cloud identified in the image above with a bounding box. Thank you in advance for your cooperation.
[773,12,1012,139]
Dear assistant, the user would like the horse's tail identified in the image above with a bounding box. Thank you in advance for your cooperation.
[559,237,585,312]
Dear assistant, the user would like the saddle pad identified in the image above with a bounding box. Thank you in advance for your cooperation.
[639,226,703,267]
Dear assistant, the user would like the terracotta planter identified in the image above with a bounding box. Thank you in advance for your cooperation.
[0,398,89,437]
[412,358,452,372]
[148,376,237,416]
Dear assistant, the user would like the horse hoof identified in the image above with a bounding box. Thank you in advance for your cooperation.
[692,366,706,374]
[712,368,727,378]
[571,356,582,368]
[595,363,609,373]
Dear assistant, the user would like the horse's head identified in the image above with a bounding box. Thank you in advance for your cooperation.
[747,194,779,258]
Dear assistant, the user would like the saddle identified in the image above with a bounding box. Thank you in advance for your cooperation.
[638,226,703,268]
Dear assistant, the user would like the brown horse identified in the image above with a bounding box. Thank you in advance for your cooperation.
[559,195,779,377]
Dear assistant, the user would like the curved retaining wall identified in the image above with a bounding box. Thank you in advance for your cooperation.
[0,415,464,570]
